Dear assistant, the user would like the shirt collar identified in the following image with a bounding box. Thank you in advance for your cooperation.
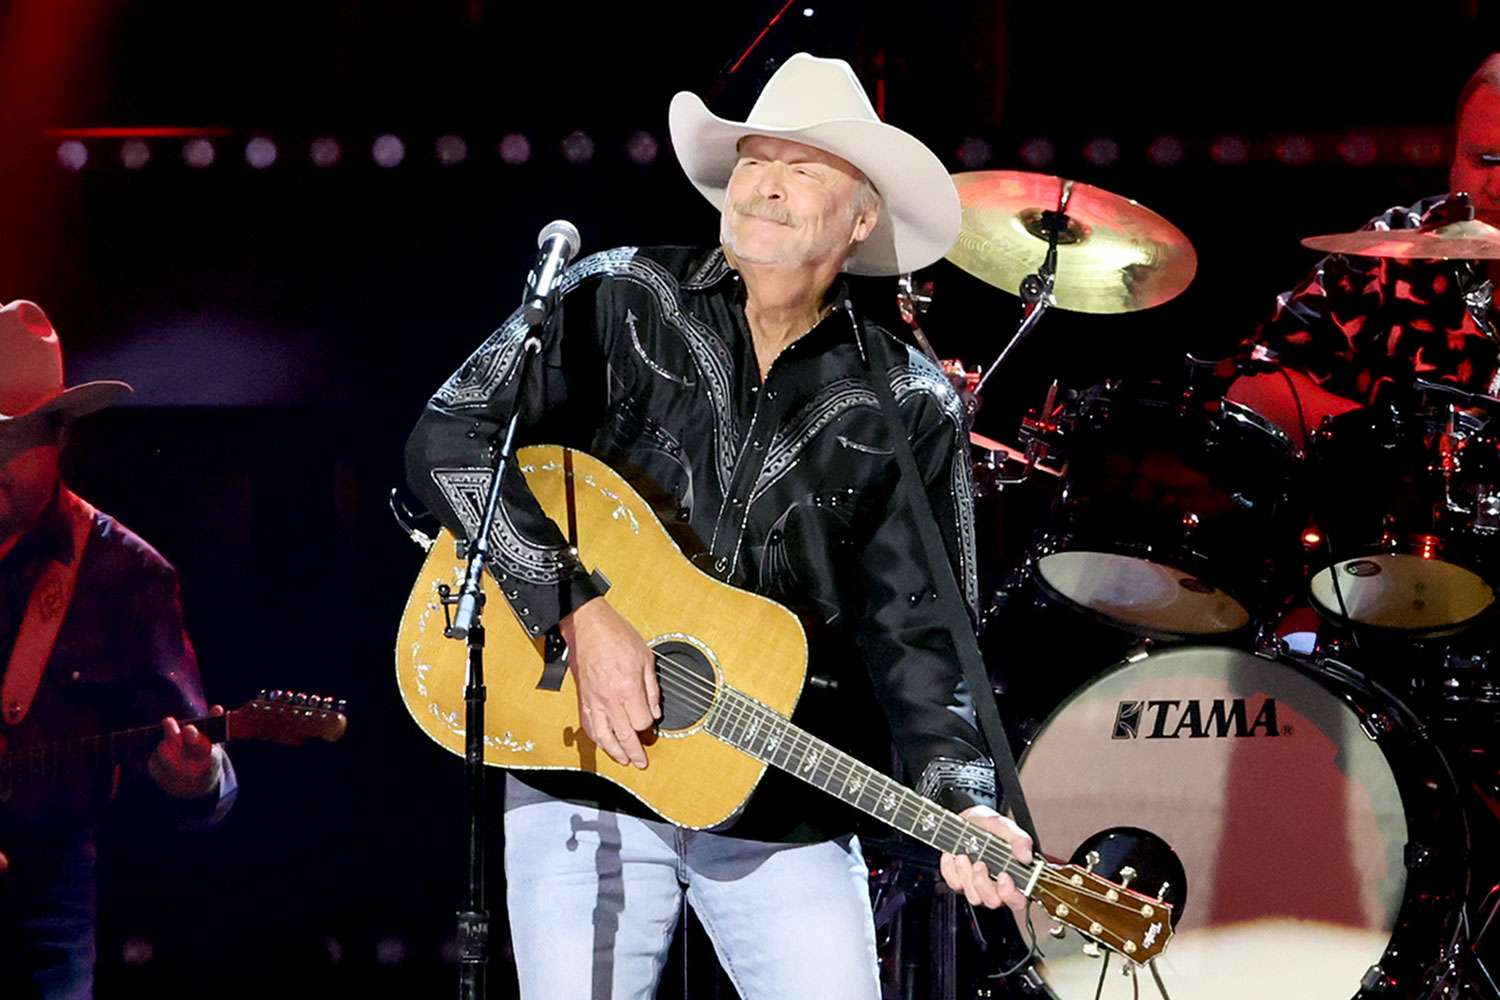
[685,246,860,345]
[0,487,77,574]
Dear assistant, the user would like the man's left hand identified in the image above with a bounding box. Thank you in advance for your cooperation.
[939,805,1034,923]
[147,706,223,799]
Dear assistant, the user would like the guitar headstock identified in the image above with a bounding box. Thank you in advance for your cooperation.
[227,691,349,746]
[1034,861,1174,966]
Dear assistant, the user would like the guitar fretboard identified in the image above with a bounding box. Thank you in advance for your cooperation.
[0,714,227,783]
[703,685,1031,885]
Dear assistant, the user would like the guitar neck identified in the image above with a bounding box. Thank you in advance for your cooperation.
[2,713,229,782]
[703,685,1033,890]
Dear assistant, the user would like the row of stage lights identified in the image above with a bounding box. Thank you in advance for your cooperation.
[53,130,664,172]
[52,127,1452,174]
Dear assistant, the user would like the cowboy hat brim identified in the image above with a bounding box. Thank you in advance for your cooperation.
[668,91,961,277]
[0,380,132,423]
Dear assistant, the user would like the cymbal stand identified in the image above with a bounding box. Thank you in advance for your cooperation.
[973,179,1073,400]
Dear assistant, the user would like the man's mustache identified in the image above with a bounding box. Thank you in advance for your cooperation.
[733,197,796,226]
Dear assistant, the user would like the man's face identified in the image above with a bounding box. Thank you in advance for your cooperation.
[0,416,61,542]
[720,135,877,268]
[1452,84,1500,227]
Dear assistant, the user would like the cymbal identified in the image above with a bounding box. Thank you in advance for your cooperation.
[1301,218,1500,259]
[945,171,1198,314]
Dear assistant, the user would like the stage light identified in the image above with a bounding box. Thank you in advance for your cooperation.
[375,937,408,965]
[1209,135,1250,166]
[245,137,277,169]
[373,134,406,168]
[802,6,815,15]
[121,140,150,170]
[310,136,342,168]
[626,130,659,165]
[1018,137,1055,168]
[499,133,532,165]
[1337,133,1377,167]
[562,130,595,165]
[1083,136,1120,167]
[122,937,154,966]
[182,138,215,168]
[955,136,992,168]
[1403,136,1444,167]
[1146,135,1185,167]
[1275,135,1316,166]
[436,134,468,166]
[57,140,88,171]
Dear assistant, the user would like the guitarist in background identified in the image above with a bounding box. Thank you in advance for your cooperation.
[407,53,1031,999]
[0,300,237,999]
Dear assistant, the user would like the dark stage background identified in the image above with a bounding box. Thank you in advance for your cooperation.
[1,1,1497,996]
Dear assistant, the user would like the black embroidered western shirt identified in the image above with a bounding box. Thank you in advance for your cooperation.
[405,245,995,840]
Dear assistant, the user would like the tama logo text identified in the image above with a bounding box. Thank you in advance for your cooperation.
[1112,698,1280,740]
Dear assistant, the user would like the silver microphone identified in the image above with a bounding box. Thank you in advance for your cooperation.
[522,220,582,325]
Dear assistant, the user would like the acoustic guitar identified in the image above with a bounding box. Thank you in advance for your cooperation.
[396,445,1173,965]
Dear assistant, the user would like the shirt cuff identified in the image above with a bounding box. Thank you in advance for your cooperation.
[916,755,997,814]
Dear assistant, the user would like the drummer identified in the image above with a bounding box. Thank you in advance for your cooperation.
[1229,52,1500,447]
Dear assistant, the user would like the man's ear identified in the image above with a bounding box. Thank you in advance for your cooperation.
[851,202,880,244]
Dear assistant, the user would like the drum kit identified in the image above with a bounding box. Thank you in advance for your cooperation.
[899,171,1500,998]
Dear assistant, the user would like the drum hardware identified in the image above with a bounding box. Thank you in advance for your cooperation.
[896,271,944,368]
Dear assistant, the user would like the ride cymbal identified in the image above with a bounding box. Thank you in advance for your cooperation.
[945,171,1197,314]
[1302,218,1500,259]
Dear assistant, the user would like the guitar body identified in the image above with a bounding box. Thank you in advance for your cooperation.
[395,445,809,829]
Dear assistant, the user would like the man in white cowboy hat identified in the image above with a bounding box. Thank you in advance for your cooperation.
[407,52,1030,998]
[0,300,236,999]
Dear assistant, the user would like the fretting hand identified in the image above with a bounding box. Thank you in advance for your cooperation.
[559,597,661,769]
[939,805,1033,922]
[147,705,223,799]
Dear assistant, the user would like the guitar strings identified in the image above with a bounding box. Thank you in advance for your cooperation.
[645,670,1152,951]
[646,652,1159,927]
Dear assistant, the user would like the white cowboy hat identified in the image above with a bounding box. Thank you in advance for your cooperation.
[668,52,961,277]
[0,300,132,422]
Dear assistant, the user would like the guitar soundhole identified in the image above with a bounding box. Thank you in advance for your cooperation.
[651,640,717,732]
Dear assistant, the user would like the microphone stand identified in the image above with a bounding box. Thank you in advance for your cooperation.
[440,302,550,1000]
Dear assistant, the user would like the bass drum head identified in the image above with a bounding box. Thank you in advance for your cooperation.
[1018,645,1462,999]
[1034,550,1252,636]
[1309,554,1495,633]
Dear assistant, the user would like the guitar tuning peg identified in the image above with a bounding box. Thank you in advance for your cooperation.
[1084,850,1100,873]
[1118,866,1137,889]
[269,690,284,702]
[257,689,268,699]
[1157,881,1171,901]
[336,699,348,713]
[1081,940,1103,959]
[293,693,308,706]
[1047,923,1066,939]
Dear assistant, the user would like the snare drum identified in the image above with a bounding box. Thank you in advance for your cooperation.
[1307,404,1500,634]
[1026,382,1303,638]
[1019,644,1467,999]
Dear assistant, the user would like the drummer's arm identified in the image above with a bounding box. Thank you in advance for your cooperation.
[1227,368,1362,450]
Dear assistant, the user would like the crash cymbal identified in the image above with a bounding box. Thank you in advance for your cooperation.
[945,171,1198,314]
[1302,218,1500,259]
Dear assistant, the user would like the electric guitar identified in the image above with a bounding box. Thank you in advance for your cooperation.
[0,690,349,796]
[395,445,1173,965]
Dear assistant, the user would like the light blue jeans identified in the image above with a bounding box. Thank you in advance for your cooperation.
[503,775,882,1000]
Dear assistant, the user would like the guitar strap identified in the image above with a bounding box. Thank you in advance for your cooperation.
[2,488,96,726]
[846,300,1039,848]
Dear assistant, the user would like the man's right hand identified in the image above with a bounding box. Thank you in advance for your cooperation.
[558,597,661,769]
